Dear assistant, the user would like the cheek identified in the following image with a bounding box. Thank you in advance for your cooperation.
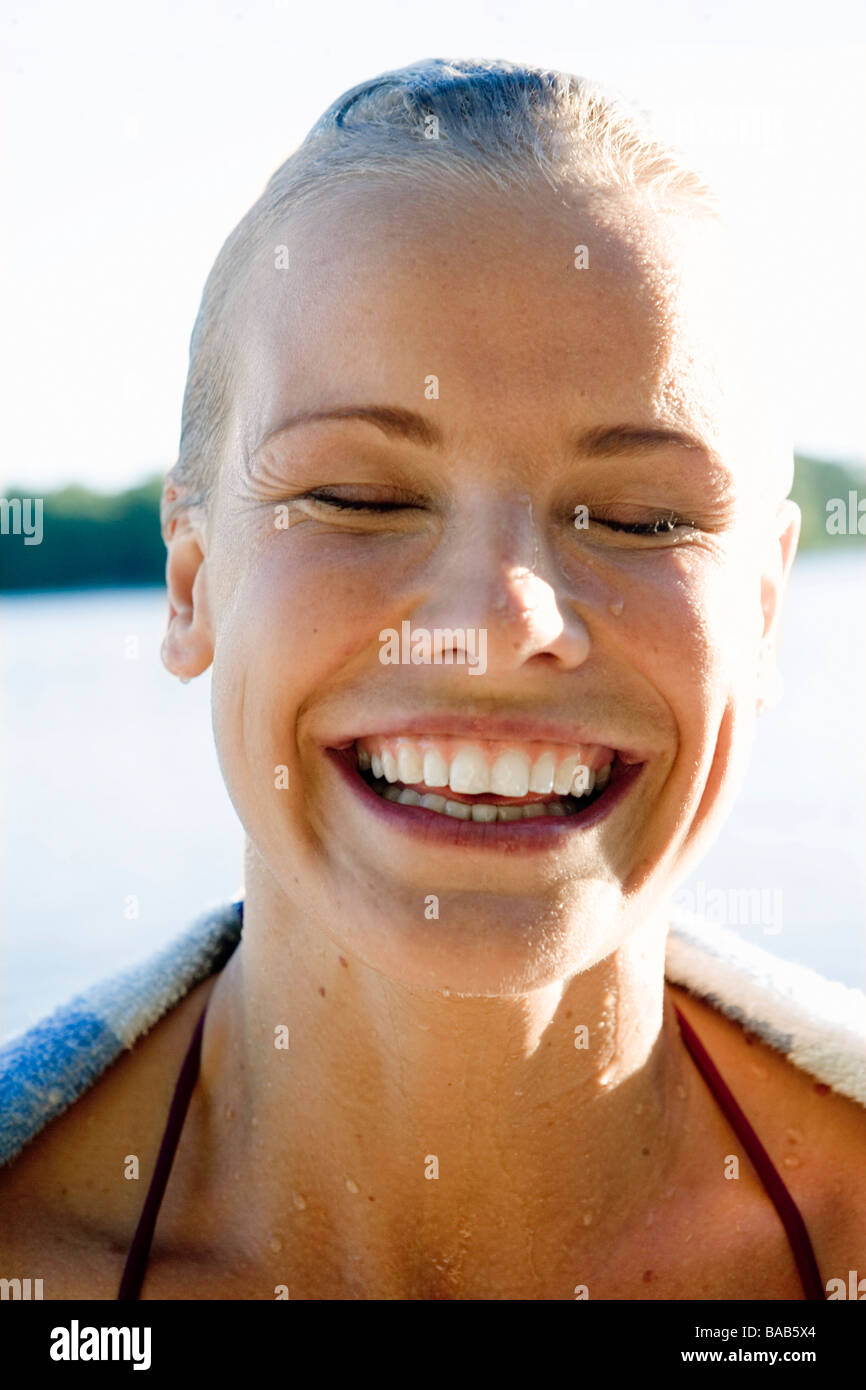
[208,535,407,793]
[612,548,760,720]
[222,530,409,680]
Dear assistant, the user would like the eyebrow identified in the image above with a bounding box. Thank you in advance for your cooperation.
[252,405,718,465]
[253,405,443,457]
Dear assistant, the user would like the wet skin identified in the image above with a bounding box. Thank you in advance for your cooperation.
[1,180,864,1298]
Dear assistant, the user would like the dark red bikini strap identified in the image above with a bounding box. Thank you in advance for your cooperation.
[117,1000,208,1300]
[117,993,825,1300]
[673,1002,826,1301]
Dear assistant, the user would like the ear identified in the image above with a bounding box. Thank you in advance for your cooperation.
[756,498,800,714]
[161,505,215,680]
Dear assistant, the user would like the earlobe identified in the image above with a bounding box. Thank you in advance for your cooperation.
[161,513,215,680]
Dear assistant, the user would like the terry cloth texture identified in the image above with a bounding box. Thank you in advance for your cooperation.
[1,899,864,1169]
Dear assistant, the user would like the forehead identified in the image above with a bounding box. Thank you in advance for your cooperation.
[232,179,757,474]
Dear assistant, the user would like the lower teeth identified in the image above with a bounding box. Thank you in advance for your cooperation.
[364,775,599,822]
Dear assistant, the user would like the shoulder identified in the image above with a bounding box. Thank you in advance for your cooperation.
[665,915,866,1287]
[669,981,866,1286]
[0,900,242,1170]
[0,900,241,1298]
[0,975,220,1298]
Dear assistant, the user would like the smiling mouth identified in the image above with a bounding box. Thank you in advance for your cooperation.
[343,734,630,824]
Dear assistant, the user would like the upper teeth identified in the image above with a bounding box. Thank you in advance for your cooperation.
[355,737,613,799]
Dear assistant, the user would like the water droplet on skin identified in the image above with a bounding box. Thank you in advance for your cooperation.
[783,1155,802,1169]
[751,1065,768,1080]
[608,598,624,617]
[346,1178,359,1194]
[292,1192,307,1210]
[785,1127,804,1145]
[269,1235,283,1253]
[582,1211,593,1226]
[676,1084,686,1100]
[224,1105,235,1120]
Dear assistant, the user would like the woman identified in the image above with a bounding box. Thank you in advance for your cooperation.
[2,57,864,1300]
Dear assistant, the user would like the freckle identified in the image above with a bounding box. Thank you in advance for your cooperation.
[319,986,326,997]
[641,1147,650,1156]
[783,1155,801,1169]
[339,956,348,968]
[368,1195,375,1201]
[566,1010,572,1019]
[346,1178,359,1194]
[269,1235,283,1253]
[642,1269,654,1283]
[292,1192,307,1210]
[814,1082,830,1095]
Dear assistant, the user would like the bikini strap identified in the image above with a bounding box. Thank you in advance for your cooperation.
[673,1002,826,1301]
[117,999,209,1300]
[117,992,825,1299]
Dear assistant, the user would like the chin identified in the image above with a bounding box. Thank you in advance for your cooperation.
[296,873,634,996]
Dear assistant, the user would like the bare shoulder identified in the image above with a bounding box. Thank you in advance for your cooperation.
[0,975,218,1299]
[669,982,866,1284]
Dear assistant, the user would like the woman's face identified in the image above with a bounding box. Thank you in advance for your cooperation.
[186,180,797,994]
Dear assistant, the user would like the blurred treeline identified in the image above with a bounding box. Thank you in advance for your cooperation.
[1,454,864,591]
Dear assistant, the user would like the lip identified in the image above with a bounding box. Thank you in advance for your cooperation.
[325,745,646,852]
[324,713,653,765]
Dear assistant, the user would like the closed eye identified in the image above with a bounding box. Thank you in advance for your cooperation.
[300,489,418,513]
[596,514,695,535]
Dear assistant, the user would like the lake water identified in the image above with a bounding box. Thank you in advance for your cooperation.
[2,550,864,1041]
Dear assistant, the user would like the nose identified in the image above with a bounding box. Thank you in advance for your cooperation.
[413,495,591,675]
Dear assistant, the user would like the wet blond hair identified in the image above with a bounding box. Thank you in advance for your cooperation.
[162,56,723,539]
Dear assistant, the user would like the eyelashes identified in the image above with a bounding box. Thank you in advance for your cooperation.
[300,491,696,536]
[301,490,412,514]
[598,514,695,535]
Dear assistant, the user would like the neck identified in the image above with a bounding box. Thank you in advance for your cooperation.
[198,856,691,1295]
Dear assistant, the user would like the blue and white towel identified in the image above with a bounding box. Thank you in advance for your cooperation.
[1,899,864,1168]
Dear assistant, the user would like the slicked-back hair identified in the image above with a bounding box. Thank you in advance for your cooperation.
[162,56,722,539]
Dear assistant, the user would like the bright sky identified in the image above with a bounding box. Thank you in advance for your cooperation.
[2,0,865,493]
